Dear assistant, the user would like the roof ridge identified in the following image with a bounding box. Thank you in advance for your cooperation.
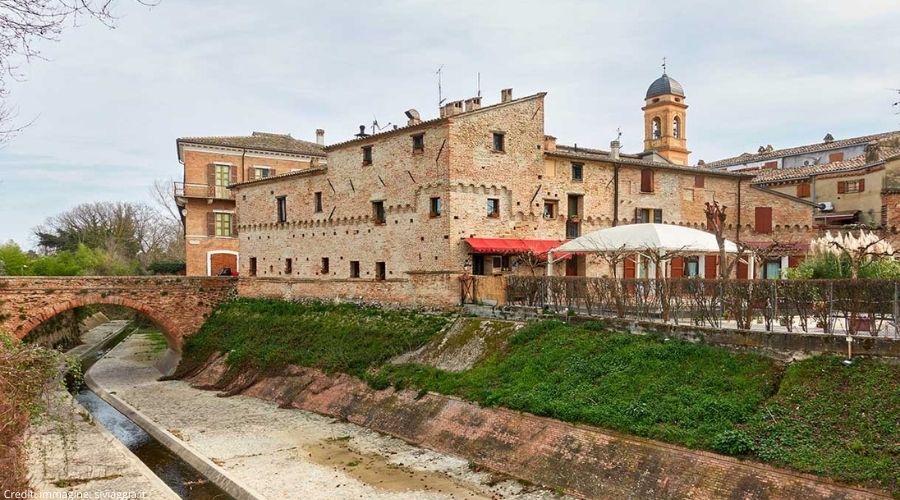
[707,130,900,168]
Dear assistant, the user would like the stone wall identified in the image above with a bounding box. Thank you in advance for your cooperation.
[0,277,236,350]
[185,356,883,499]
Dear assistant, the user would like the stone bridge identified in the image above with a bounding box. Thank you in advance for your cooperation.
[0,276,237,351]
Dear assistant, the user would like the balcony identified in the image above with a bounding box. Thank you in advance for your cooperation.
[173,182,235,200]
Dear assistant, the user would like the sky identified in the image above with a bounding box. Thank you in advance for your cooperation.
[0,0,898,248]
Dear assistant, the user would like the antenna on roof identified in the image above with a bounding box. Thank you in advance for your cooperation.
[477,72,481,97]
[661,56,667,74]
[436,65,446,107]
[616,127,622,142]
[371,116,392,135]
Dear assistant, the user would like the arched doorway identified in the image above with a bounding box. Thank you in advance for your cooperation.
[207,251,238,276]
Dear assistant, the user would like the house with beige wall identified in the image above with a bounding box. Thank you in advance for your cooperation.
[175,132,325,276]
[231,75,816,306]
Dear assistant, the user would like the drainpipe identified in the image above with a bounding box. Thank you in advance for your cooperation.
[613,163,620,226]
[736,178,742,244]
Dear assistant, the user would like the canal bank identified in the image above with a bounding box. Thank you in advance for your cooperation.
[90,331,557,499]
[25,321,178,499]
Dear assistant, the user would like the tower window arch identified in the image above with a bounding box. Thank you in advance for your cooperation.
[651,117,661,139]
[673,116,681,139]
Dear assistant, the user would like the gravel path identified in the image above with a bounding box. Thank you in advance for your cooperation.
[91,332,559,500]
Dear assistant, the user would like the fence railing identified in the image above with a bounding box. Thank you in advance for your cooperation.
[173,182,234,200]
[493,276,900,338]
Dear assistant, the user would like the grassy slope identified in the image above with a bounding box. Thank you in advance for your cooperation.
[182,298,450,378]
[182,301,898,492]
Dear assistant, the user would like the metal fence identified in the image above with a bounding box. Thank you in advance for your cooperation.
[503,276,900,338]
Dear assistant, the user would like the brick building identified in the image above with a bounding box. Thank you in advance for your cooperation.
[231,75,816,306]
[175,131,325,276]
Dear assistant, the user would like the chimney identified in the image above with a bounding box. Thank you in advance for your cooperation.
[440,100,464,118]
[500,88,513,103]
[354,125,369,138]
[464,97,482,112]
[610,140,621,160]
[315,128,325,145]
[543,135,557,152]
[823,133,835,143]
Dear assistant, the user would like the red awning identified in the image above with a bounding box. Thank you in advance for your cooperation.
[464,238,565,256]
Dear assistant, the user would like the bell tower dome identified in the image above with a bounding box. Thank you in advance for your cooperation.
[642,71,690,165]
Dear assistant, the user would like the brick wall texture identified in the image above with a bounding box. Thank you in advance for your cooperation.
[186,356,885,499]
[233,91,817,306]
[0,277,236,350]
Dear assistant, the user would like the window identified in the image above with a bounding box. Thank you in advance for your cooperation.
[212,164,232,198]
[566,195,582,238]
[571,163,583,182]
[372,201,386,224]
[412,134,425,153]
[487,198,500,218]
[375,261,386,281]
[276,196,287,223]
[694,175,705,188]
[429,197,442,217]
[685,257,700,277]
[284,258,293,275]
[349,261,360,278]
[651,117,661,139]
[755,206,773,234]
[765,259,782,279]
[214,164,231,187]
[640,168,654,193]
[321,257,329,275]
[314,192,323,213]
[362,145,373,165]
[214,213,233,237]
[249,257,257,277]
[673,116,681,139]
[543,200,557,219]
[829,152,844,163]
[635,208,662,223]
[796,183,811,198]
[838,179,865,194]
[253,167,271,180]
[492,132,505,152]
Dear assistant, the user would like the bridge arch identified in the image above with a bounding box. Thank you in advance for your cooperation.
[0,276,237,352]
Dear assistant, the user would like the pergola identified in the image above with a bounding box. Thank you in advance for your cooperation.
[547,223,740,277]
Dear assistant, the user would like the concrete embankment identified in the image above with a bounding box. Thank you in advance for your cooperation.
[184,354,890,499]
[89,332,556,499]
[26,320,178,499]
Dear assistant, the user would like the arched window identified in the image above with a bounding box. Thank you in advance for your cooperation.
[651,117,661,139]
[673,116,681,138]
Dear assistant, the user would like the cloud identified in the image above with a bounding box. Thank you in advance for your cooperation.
[0,0,898,246]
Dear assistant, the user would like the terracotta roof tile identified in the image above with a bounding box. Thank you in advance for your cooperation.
[751,147,900,185]
[178,131,326,157]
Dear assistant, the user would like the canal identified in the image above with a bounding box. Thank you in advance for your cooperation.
[72,325,232,499]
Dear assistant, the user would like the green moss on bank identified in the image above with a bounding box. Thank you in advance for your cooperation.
[183,301,898,493]
[182,299,450,378]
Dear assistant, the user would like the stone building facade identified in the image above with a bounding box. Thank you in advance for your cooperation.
[175,132,325,276]
[232,76,816,306]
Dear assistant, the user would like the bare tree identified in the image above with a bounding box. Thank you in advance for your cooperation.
[0,0,157,140]
[704,201,729,278]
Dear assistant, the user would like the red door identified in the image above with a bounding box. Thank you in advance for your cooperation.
[210,253,237,276]
[704,255,718,279]
[623,257,636,279]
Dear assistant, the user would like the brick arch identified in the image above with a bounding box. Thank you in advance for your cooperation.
[0,276,237,353]
[19,294,182,349]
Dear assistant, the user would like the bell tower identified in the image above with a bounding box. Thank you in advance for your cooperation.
[642,69,690,165]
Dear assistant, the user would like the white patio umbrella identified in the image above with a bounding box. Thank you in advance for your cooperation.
[546,223,738,276]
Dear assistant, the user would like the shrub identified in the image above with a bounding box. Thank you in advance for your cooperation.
[712,429,754,455]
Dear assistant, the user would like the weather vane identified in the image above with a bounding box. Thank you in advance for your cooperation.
[662,57,667,74]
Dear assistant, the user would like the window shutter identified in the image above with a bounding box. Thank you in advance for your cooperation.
[829,152,844,163]
[207,164,215,191]
[641,169,653,192]
[231,213,239,237]
[737,260,749,279]
[654,209,663,223]
[230,165,237,185]
[788,255,803,268]
[837,181,846,194]
[671,256,684,277]
[207,212,215,236]
[270,168,277,176]
[755,207,773,234]
[694,175,704,188]
[796,183,811,198]
[634,207,641,223]
[704,255,718,279]
[858,179,865,192]
[246,167,254,181]
[623,257,636,279]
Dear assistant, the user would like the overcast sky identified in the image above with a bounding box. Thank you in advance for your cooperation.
[1,0,898,248]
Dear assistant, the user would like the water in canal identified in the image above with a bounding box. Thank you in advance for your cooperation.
[72,327,232,499]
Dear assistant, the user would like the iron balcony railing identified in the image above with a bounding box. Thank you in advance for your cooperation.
[173,182,235,200]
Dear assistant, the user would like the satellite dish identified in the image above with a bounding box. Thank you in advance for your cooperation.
[405,109,421,121]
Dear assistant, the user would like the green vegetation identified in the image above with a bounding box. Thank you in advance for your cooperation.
[184,301,899,492]
[786,253,900,279]
[182,299,450,378]
[375,321,780,449]
[0,241,139,276]
[141,329,169,353]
